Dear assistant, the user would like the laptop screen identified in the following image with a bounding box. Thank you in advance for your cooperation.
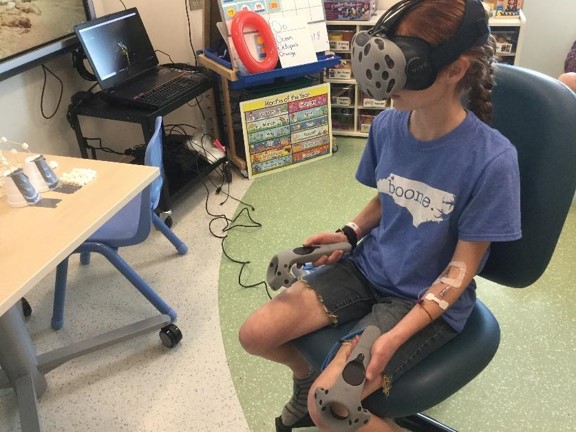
[75,8,158,90]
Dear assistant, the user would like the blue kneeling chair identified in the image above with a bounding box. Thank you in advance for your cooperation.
[293,65,576,431]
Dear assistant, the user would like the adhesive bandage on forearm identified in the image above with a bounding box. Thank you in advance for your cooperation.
[433,261,467,289]
[423,261,467,312]
[424,293,449,310]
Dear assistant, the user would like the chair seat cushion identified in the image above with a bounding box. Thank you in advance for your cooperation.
[293,300,500,418]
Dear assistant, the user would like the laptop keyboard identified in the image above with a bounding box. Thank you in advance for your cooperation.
[135,74,200,106]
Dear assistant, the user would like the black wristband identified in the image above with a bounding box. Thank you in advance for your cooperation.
[337,225,357,250]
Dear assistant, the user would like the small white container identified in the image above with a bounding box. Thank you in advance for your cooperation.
[23,154,49,192]
[2,168,40,207]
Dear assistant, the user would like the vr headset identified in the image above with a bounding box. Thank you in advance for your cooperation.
[351,0,490,100]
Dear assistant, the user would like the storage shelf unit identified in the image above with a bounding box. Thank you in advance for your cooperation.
[326,10,526,137]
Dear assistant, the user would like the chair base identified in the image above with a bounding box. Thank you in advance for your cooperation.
[272,412,457,432]
[396,413,458,432]
[152,212,188,255]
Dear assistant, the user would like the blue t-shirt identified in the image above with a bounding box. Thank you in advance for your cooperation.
[352,109,522,332]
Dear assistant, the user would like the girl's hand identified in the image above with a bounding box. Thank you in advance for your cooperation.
[365,333,401,382]
[303,231,350,266]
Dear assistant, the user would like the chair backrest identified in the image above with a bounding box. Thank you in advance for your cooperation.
[479,64,576,287]
[144,116,165,210]
[86,183,152,247]
[86,118,163,247]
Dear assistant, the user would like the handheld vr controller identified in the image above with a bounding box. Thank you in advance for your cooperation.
[266,242,352,290]
[314,325,381,432]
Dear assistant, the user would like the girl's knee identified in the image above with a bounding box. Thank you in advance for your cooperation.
[307,368,343,430]
[238,314,266,355]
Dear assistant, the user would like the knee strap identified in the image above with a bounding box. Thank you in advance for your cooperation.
[314,326,381,432]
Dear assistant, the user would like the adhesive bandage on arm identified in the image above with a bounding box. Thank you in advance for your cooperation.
[434,261,467,289]
[424,293,449,310]
[419,261,468,313]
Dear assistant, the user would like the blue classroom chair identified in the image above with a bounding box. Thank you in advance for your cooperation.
[52,116,186,348]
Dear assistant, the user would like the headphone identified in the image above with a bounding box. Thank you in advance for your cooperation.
[351,0,490,100]
[72,47,97,82]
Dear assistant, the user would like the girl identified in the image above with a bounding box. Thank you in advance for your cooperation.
[239,1,521,431]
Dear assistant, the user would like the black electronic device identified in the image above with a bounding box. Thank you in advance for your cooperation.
[350,0,490,100]
[74,7,206,110]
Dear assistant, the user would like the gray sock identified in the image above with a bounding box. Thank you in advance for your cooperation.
[281,372,318,426]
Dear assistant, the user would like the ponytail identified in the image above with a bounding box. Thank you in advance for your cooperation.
[461,36,498,124]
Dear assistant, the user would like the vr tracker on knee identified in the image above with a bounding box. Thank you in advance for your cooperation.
[350,0,490,100]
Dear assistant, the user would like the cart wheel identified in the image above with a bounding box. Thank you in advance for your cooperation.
[21,298,32,318]
[159,324,182,348]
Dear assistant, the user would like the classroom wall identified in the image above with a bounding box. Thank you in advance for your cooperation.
[0,0,574,160]
[0,0,208,159]
[519,0,576,78]
[375,0,576,78]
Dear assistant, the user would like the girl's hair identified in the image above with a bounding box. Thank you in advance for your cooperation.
[397,0,497,124]
[564,40,576,73]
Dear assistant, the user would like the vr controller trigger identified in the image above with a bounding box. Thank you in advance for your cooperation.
[293,246,320,255]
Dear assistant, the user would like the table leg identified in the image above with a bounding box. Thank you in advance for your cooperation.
[15,374,43,432]
[0,305,47,432]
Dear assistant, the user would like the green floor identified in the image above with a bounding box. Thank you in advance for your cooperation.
[219,138,576,432]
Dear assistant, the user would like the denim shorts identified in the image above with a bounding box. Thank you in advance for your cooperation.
[302,258,458,382]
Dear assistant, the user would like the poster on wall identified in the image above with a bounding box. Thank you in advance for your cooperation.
[240,83,332,178]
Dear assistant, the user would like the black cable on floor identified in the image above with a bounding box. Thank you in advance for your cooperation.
[191,155,272,298]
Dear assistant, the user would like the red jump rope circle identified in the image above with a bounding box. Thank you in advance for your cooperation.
[230,11,279,74]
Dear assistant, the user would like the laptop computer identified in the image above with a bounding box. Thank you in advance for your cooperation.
[74,8,207,110]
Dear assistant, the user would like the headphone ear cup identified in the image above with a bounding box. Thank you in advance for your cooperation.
[72,48,97,81]
[351,32,407,100]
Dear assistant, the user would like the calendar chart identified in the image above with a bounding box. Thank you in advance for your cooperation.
[240,83,332,178]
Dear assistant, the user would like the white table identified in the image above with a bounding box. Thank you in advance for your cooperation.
[0,155,164,431]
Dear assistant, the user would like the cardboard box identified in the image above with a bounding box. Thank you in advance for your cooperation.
[359,110,379,133]
[361,92,391,108]
[324,0,375,21]
[327,57,353,80]
[328,30,355,51]
[493,30,517,54]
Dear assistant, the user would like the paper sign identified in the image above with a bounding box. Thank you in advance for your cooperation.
[218,0,330,52]
[269,16,317,68]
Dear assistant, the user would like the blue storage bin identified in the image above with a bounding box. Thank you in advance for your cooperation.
[201,49,340,90]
